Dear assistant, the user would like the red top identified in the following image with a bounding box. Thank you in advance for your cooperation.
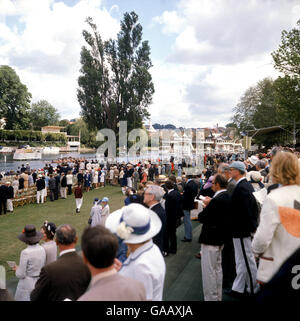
[74,186,83,198]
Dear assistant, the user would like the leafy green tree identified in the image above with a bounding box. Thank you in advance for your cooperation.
[59,119,70,128]
[232,85,260,132]
[29,100,60,130]
[77,11,154,133]
[251,78,280,129]
[233,78,280,132]
[273,76,300,126]
[271,20,300,78]
[0,65,32,129]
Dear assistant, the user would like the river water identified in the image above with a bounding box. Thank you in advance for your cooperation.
[0,152,97,172]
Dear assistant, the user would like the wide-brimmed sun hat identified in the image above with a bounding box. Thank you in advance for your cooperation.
[248,155,259,165]
[18,224,43,244]
[250,171,262,183]
[105,203,162,244]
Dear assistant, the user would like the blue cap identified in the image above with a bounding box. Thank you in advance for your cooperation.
[102,197,109,203]
[94,198,99,202]
[230,161,246,173]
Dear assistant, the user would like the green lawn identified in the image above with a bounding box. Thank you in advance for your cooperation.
[0,185,124,280]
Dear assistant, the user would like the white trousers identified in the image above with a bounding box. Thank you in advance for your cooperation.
[60,187,67,199]
[127,177,132,188]
[201,244,223,301]
[42,188,47,201]
[37,190,44,204]
[75,198,83,210]
[232,237,260,294]
[7,199,13,212]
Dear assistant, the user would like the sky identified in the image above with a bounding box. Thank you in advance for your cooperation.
[0,0,299,128]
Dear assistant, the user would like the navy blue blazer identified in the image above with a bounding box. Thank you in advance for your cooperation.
[198,190,231,246]
[229,178,259,238]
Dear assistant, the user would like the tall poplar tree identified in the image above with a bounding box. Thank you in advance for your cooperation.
[77,11,154,133]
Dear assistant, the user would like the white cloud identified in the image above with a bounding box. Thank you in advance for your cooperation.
[0,0,120,119]
[149,0,299,127]
[155,0,299,66]
[152,10,185,34]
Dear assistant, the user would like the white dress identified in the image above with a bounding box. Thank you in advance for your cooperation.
[100,172,105,183]
[100,205,110,226]
[15,244,46,301]
[109,170,114,180]
[93,171,98,184]
[90,204,103,227]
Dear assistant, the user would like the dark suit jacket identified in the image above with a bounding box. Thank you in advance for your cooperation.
[151,203,167,252]
[165,189,183,224]
[7,186,14,199]
[30,251,91,301]
[198,191,231,246]
[182,180,198,210]
[230,178,259,238]
[36,178,45,191]
[0,185,8,200]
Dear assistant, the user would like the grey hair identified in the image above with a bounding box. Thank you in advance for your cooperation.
[271,147,281,156]
[56,224,77,245]
[256,160,266,169]
[218,163,231,173]
[146,185,165,201]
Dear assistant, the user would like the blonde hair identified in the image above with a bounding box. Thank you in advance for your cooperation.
[270,152,300,186]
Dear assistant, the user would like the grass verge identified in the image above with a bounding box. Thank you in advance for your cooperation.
[0,185,124,280]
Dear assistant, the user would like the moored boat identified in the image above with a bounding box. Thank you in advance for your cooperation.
[13,146,42,160]
[0,146,13,153]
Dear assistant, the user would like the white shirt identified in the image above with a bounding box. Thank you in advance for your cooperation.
[59,249,76,257]
[66,174,73,185]
[149,203,160,211]
[120,240,166,301]
[213,189,227,198]
[91,268,117,286]
[236,176,246,185]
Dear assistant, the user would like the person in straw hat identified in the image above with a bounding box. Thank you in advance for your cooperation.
[105,203,166,301]
[13,225,46,301]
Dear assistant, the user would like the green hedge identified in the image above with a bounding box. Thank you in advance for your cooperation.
[0,129,67,144]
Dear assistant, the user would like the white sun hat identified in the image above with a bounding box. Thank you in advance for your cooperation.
[248,155,259,165]
[105,203,162,244]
